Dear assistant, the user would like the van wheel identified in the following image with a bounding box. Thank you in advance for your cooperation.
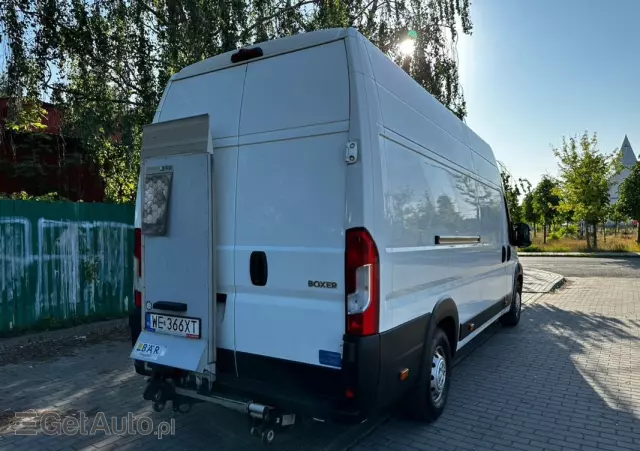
[500,283,522,326]
[403,327,451,422]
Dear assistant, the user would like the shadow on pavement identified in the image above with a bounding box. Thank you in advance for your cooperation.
[0,339,363,451]
[355,297,640,451]
[3,284,640,451]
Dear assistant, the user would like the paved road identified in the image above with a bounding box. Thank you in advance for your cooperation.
[521,255,640,278]
[2,266,640,451]
[354,277,640,451]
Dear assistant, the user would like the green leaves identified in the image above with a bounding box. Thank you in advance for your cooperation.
[521,191,538,226]
[617,162,640,242]
[532,176,560,239]
[2,0,472,204]
[552,131,621,248]
[499,164,522,224]
[553,132,619,224]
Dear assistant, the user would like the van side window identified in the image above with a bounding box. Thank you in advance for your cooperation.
[383,139,480,248]
[476,183,503,246]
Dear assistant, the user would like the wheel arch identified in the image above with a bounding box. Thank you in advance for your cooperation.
[431,297,459,358]
[515,261,524,292]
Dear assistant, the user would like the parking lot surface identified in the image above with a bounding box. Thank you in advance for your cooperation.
[2,276,639,451]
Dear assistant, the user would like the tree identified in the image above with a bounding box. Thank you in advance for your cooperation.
[521,192,539,237]
[0,0,473,203]
[553,132,621,250]
[532,176,559,244]
[608,202,628,236]
[518,178,539,236]
[618,162,640,243]
[499,164,522,224]
[0,73,8,96]
[437,194,462,231]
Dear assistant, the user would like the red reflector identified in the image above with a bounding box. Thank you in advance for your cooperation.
[231,47,263,63]
[135,290,142,308]
[345,228,380,336]
[345,388,355,399]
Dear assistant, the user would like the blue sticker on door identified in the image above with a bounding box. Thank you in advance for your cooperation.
[318,350,342,368]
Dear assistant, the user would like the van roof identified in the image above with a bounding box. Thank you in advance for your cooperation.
[173,28,356,81]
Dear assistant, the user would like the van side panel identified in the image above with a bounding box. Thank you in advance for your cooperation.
[363,42,474,173]
[381,138,484,327]
[363,38,510,334]
[233,42,350,368]
[469,180,509,326]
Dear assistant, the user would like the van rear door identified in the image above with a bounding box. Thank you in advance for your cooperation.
[233,41,350,370]
[154,65,247,359]
[131,115,217,375]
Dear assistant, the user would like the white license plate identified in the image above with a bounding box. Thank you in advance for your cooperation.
[145,312,201,339]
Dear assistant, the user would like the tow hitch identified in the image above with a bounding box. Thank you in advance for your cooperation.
[143,376,192,414]
[142,373,295,445]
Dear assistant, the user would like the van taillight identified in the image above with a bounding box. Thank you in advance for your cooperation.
[134,227,142,308]
[345,228,379,336]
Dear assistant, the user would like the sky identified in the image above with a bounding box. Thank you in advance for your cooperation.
[457,0,640,188]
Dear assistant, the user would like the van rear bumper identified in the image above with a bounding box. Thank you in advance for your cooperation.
[129,311,431,421]
[341,313,431,415]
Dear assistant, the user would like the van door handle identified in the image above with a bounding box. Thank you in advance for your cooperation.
[501,246,506,262]
[250,251,268,286]
[507,245,511,261]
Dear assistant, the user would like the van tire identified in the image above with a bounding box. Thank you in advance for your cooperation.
[403,327,452,423]
[499,283,522,327]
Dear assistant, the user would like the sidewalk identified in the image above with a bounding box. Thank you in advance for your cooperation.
[520,251,640,258]
[522,267,565,305]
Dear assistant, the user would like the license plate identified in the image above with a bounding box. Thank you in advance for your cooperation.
[145,312,201,339]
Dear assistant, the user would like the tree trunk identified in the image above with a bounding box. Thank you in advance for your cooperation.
[543,223,547,244]
[585,225,591,250]
[637,223,640,244]
[533,223,537,237]
[603,224,606,243]
[592,222,598,250]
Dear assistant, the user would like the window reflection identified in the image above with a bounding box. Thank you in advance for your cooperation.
[384,141,481,248]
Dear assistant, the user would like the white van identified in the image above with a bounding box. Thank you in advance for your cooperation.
[128,27,532,442]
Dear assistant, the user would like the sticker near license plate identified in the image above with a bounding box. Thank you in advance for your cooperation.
[133,342,167,361]
[146,313,201,339]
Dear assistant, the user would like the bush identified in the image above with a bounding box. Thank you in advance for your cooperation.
[0,191,69,202]
[559,224,579,238]
[548,231,561,241]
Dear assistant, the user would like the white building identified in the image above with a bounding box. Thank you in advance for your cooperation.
[609,136,637,205]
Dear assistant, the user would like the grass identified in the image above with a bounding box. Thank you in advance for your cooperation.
[522,233,640,253]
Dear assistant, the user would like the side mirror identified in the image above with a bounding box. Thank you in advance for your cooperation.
[513,223,532,248]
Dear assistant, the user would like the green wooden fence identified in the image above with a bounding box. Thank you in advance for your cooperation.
[0,200,135,335]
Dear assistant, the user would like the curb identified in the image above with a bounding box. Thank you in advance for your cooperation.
[520,252,640,258]
[0,318,128,350]
[522,277,566,306]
